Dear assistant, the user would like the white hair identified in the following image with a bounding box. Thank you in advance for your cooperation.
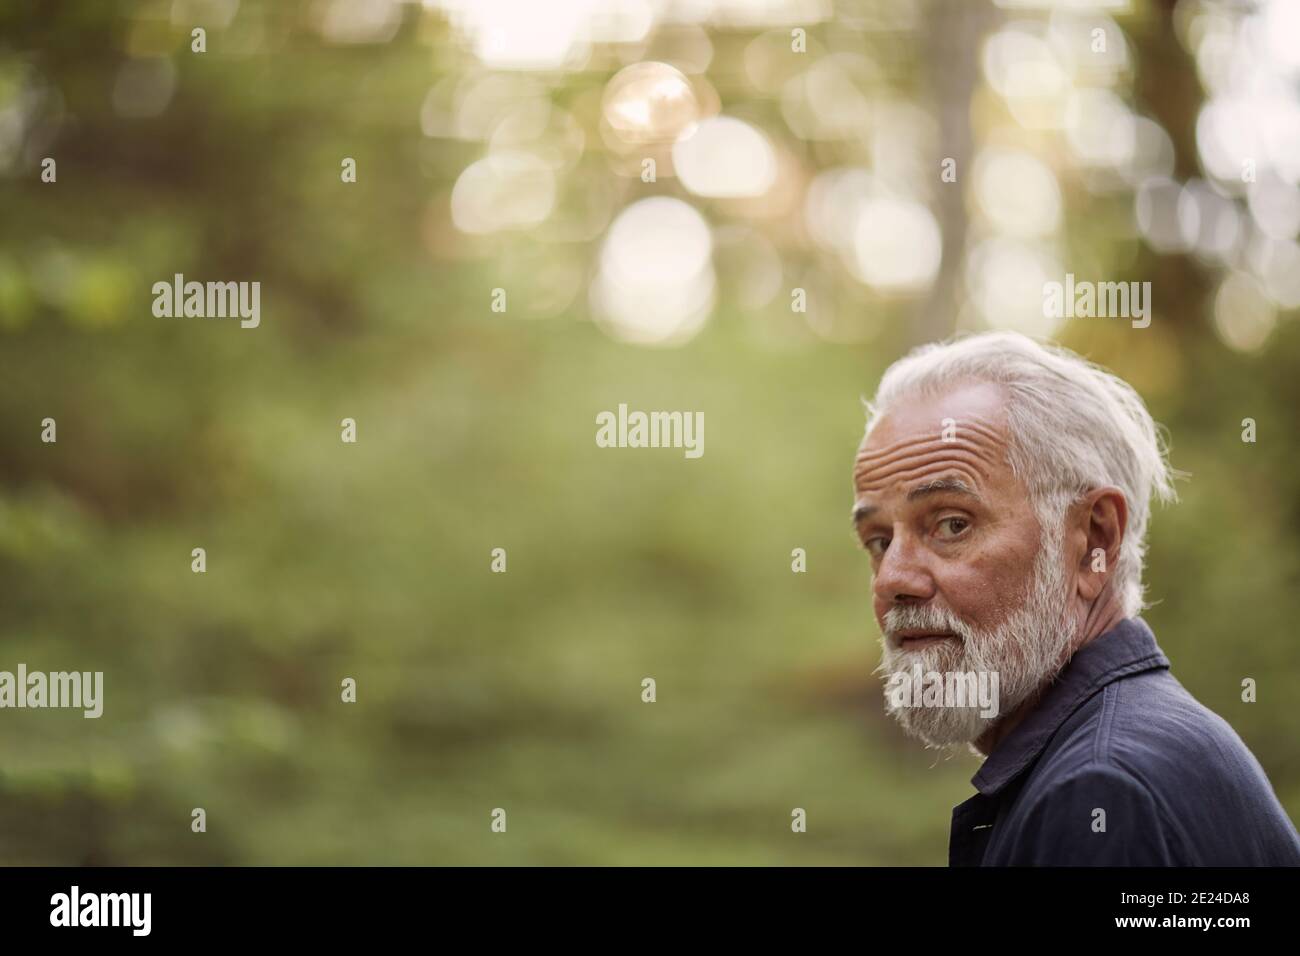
[863,330,1182,618]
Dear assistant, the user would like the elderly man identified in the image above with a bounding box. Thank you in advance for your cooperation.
[853,331,1300,866]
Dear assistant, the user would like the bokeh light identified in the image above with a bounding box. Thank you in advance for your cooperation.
[591,196,715,346]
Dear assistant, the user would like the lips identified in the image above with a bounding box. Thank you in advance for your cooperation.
[894,631,958,648]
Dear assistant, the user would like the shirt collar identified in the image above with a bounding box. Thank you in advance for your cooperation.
[970,616,1170,797]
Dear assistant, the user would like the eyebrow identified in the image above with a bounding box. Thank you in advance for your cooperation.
[852,477,983,525]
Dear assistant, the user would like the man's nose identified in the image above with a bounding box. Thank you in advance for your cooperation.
[872,531,936,606]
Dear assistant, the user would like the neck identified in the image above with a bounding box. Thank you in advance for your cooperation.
[972,692,1038,757]
[1074,589,1126,655]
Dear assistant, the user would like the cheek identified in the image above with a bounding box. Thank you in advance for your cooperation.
[934,533,1040,622]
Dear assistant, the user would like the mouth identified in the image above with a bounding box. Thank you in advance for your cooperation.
[892,631,959,650]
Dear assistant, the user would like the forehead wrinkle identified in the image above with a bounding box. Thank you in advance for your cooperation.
[857,429,1008,478]
[853,439,1001,489]
[854,436,1002,475]
[857,415,1007,460]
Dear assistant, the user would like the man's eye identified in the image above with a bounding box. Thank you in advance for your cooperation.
[937,516,970,538]
[864,536,889,558]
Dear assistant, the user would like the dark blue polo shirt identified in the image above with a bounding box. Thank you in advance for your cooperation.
[949,616,1300,866]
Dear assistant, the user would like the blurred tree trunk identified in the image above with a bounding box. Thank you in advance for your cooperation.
[916,0,1000,345]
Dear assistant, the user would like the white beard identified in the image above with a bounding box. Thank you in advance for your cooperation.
[875,517,1079,750]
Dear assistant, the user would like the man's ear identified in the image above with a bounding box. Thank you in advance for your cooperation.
[1074,486,1128,601]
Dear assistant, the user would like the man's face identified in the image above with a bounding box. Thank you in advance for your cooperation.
[852,380,1077,747]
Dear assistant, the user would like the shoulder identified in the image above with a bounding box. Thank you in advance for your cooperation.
[1001,760,1179,865]
[1090,670,1274,799]
[1025,668,1300,864]
[1046,668,1260,795]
